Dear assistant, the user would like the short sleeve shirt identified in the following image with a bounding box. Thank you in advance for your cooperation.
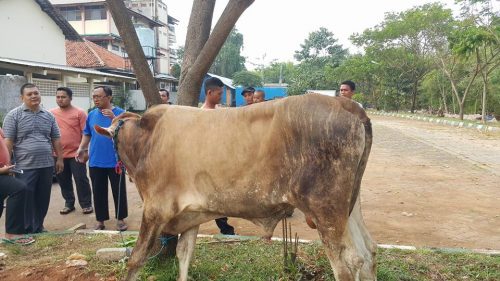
[83,107,124,168]
[2,104,60,169]
[50,106,87,158]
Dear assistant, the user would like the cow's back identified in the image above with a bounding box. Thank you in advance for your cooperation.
[137,95,368,217]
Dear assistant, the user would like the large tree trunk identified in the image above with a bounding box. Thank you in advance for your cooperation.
[177,0,254,106]
[106,0,161,106]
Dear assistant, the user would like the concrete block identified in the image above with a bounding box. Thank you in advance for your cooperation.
[96,247,132,262]
[68,223,86,231]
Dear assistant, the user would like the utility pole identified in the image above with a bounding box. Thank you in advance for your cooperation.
[279,63,283,85]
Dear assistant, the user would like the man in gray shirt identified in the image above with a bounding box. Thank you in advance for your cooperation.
[3,83,64,233]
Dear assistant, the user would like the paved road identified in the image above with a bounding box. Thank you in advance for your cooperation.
[375,117,500,176]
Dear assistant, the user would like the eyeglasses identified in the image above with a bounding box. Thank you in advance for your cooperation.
[92,95,109,100]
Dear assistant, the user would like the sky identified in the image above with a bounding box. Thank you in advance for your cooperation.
[166,0,462,69]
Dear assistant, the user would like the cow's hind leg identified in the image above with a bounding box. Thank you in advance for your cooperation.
[349,196,377,280]
[315,221,363,281]
[125,218,163,281]
[176,225,200,281]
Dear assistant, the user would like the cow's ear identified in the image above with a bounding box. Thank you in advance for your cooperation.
[94,125,113,138]
[139,110,163,131]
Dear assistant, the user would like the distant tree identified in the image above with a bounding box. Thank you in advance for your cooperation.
[232,71,262,87]
[289,27,347,95]
[352,3,452,113]
[294,27,347,63]
[262,62,295,84]
[209,28,246,77]
[453,0,500,122]
[171,63,181,79]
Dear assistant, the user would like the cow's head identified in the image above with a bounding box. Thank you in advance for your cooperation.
[94,112,141,138]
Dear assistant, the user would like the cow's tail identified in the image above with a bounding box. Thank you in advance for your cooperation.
[349,117,373,215]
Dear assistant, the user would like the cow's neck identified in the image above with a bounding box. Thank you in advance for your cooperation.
[117,121,147,176]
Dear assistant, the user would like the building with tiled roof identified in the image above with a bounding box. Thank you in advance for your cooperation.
[66,39,128,70]
[50,0,177,77]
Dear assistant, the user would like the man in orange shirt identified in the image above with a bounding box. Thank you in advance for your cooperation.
[50,87,93,215]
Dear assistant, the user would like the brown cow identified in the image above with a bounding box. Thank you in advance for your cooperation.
[95,94,375,281]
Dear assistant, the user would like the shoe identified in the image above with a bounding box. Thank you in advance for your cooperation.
[82,207,93,214]
[60,207,75,215]
[117,221,128,231]
[2,236,35,246]
[94,223,105,230]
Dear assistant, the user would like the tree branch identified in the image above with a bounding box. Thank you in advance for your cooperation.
[177,0,254,106]
[106,0,161,106]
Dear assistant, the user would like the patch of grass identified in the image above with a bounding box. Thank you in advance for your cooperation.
[2,233,499,281]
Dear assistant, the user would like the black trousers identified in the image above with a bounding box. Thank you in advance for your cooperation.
[89,167,128,222]
[0,174,27,235]
[56,158,92,209]
[215,217,235,235]
[16,167,53,233]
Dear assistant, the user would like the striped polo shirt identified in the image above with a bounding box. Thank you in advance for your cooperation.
[2,104,61,169]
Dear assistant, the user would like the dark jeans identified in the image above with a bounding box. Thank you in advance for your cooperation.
[0,174,27,235]
[16,167,53,233]
[89,167,128,222]
[56,158,92,209]
[215,217,235,235]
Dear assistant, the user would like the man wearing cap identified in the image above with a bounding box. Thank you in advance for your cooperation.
[241,87,255,106]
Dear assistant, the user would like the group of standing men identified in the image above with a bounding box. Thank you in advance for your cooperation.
[1,78,359,244]
[0,83,128,244]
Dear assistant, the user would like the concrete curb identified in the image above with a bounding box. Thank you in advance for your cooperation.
[370,111,500,132]
[70,230,500,256]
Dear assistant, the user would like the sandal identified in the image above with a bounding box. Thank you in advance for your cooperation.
[2,236,35,246]
[94,223,105,230]
[60,207,75,215]
[117,221,128,232]
[82,207,94,214]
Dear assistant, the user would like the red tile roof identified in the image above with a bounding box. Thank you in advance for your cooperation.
[66,40,127,70]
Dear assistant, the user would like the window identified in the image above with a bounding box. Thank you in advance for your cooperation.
[95,41,108,49]
[59,7,81,21]
[112,45,120,51]
[84,5,107,20]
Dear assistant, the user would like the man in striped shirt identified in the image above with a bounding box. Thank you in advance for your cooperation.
[3,83,64,233]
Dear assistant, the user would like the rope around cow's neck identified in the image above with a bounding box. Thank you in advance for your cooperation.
[113,119,128,254]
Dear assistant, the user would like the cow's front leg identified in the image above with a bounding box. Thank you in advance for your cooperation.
[176,225,200,281]
[125,216,163,281]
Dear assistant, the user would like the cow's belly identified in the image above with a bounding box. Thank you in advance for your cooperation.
[167,201,292,234]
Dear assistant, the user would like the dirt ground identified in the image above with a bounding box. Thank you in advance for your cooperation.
[1,114,499,250]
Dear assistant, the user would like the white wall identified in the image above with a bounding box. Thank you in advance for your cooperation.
[41,96,91,112]
[0,0,67,65]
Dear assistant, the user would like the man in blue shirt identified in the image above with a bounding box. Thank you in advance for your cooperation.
[76,86,128,231]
